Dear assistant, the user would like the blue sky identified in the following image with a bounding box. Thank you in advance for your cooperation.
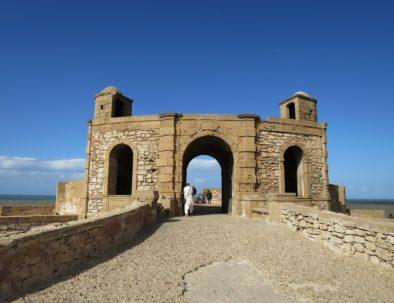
[0,1,393,198]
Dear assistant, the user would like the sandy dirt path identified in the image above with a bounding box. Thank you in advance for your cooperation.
[15,207,394,303]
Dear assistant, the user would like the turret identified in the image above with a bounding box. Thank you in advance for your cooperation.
[93,86,133,121]
[279,92,317,122]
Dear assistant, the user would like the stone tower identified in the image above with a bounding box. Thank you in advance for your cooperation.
[279,91,317,122]
[93,86,133,122]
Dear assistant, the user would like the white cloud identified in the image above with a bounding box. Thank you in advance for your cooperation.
[0,155,86,194]
[188,158,220,170]
[0,156,85,172]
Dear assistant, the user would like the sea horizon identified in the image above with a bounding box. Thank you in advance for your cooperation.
[1,194,393,207]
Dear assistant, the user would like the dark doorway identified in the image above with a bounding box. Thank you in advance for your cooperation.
[284,146,303,196]
[108,144,133,195]
[183,136,233,214]
[287,102,296,119]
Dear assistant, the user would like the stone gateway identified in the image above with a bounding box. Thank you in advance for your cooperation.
[57,87,344,218]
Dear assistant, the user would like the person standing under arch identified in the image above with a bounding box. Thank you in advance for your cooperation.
[183,183,194,216]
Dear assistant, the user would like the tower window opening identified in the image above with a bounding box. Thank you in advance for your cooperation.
[114,99,125,117]
[287,103,296,119]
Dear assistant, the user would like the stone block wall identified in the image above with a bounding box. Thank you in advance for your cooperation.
[0,203,156,301]
[256,130,325,201]
[56,179,86,216]
[87,127,160,213]
[280,204,394,269]
[350,209,390,219]
[0,205,54,216]
[0,215,78,233]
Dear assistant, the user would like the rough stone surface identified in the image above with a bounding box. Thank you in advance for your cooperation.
[0,215,77,235]
[256,130,324,203]
[87,128,160,212]
[0,203,156,301]
[183,260,291,303]
[14,209,394,303]
[281,204,394,269]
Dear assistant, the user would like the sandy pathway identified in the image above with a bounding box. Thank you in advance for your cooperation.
[15,208,394,303]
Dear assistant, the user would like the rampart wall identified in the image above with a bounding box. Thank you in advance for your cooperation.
[0,215,77,234]
[56,179,86,216]
[0,203,156,301]
[0,205,54,216]
[280,204,394,269]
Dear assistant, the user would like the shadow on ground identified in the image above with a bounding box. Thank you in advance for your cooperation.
[8,219,165,303]
[192,204,225,216]
[9,205,224,302]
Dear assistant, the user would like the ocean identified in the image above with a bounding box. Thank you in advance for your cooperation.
[0,195,55,206]
[347,199,394,215]
[0,195,393,214]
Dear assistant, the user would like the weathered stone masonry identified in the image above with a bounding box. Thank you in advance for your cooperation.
[57,87,339,218]
[0,203,155,300]
[87,127,160,213]
[281,204,394,269]
[257,126,325,205]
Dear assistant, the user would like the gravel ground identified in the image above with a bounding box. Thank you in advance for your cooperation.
[15,206,394,303]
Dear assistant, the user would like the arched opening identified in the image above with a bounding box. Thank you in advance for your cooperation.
[182,136,233,214]
[187,155,221,213]
[284,146,303,196]
[108,144,133,195]
[287,102,296,119]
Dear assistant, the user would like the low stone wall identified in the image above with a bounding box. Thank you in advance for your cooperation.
[0,203,156,301]
[280,204,394,269]
[56,179,86,216]
[0,205,54,216]
[350,208,389,219]
[0,215,78,233]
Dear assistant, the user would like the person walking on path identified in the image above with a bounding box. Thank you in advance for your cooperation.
[206,190,212,204]
[183,183,194,216]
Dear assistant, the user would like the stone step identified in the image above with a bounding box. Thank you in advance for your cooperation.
[251,208,269,220]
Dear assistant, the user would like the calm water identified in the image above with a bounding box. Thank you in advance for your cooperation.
[0,195,55,206]
[347,199,394,214]
[0,195,393,212]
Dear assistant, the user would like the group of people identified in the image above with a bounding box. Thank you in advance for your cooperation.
[183,183,213,216]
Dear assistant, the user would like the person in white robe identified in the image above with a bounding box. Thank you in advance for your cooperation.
[183,183,194,216]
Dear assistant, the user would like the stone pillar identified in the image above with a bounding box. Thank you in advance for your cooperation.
[303,160,312,198]
[320,123,331,208]
[234,114,259,216]
[279,159,285,194]
[157,113,180,216]
[83,119,92,217]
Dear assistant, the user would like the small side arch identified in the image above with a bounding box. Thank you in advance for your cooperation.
[103,140,138,196]
[279,142,311,198]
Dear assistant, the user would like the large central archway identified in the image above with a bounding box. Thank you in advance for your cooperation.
[182,136,234,213]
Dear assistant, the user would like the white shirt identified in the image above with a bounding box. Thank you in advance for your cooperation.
[183,185,193,199]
